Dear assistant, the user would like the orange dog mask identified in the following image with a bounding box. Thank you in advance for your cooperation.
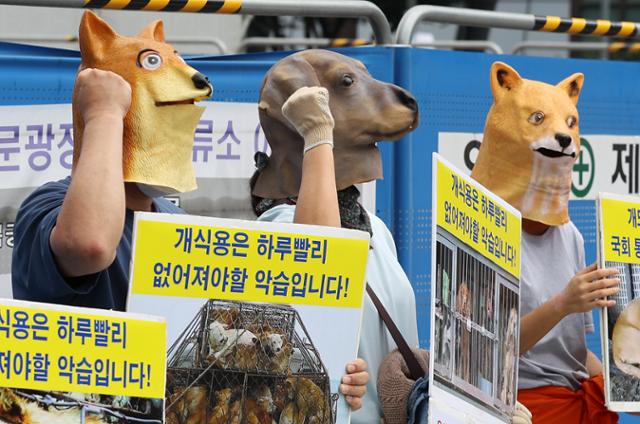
[73,11,212,196]
[472,62,584,226]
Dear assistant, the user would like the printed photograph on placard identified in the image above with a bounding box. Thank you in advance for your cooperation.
[126,212,370,424]
[597,193,640,411]
[0,388,163,424]
[430,154,521,423]
[0,299,167,424]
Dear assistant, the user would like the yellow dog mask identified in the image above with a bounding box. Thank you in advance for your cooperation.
[73,11,212,196]
[471,62,584,226]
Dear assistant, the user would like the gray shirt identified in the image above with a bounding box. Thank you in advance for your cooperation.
[518,221,594,391]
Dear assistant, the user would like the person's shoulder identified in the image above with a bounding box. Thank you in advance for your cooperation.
[153,197,185,214]
[559,220,584,245]
[18,177,70,216]
[25,177,70,201]
[256,204,295,224]
[367,212,397,251]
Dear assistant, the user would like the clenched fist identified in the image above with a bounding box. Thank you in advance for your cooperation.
[75,68,131,125]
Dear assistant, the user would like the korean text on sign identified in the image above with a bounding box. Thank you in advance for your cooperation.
[600,194,640,264]
[131,215,370,308]
[435,157,521,277]
[0,300,166,398]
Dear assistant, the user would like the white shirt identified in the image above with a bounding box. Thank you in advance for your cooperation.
[258,204,419,423]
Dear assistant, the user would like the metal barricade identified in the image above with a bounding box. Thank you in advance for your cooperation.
[412,40,503,54]
[0,0,392,44]
[238,37,371,53]
[0,34,229,54]
[512,40,640,55]
[396,5,640,44]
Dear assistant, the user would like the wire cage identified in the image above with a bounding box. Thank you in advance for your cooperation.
[165,300,338,424]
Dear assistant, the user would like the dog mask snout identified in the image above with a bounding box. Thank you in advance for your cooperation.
[395,87,418,113]
[192,72,212,92]
[555,133,572,149]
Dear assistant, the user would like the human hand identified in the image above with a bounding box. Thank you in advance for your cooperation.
[75,68,131,125]
[281,86,335,154]
[512,401,532,424]
[340,358,368,411]
[555,263,619,315]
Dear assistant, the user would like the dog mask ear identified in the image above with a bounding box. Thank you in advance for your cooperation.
[556,73,584,105]
[137,19,165,42]
[259,57,322,120]
[490,61,523,100]
[79,11,119,65]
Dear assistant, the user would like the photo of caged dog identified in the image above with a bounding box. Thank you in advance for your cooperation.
[166,377,330,424]
[499,307,519,406]
[206,307,293,373]
[455,281,472,383]
[0,388,162,424]
[166,300,336,424]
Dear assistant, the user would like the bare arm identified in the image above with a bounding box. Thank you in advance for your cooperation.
[294,144,340,227]
[50,68,131,277]
[280,86,340,227]
[520,263,620,354]
[586,350,603,377]
[281,87,364,410]
[519,296,567,354]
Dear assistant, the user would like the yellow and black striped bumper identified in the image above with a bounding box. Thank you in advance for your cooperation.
[329,38,371,48]
[533,15,638,37]
[83,0,241,13]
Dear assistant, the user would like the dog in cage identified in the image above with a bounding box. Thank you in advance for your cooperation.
[274,377,330,424]
[0,388,111,424]
[169,301,334,424]
[456,281,472,383]
[500,307,519,405]
[251,324,294,374]
[207,307,261,370]
[165,385,208,424]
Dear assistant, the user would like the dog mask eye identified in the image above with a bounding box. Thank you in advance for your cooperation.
[138,50,163,70]
[567,116,577,128]
[528,111,545,125]
[341,74,354,87]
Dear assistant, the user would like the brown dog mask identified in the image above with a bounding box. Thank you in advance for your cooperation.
[73,11,212,196]
[471,62,584,226]
[252,49,419,200]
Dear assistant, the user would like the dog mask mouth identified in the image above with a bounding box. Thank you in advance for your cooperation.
[155,93,210,107]
[534,147,576,159]
[155,99,195,107]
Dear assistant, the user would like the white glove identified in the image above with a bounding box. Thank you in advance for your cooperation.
[281,86,335,154]
[512,401,533,424]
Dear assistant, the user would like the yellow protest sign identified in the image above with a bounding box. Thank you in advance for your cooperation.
[0,299,166,398]
[435,155,521,277]
[599,193,640,264]
[130,213,370,308]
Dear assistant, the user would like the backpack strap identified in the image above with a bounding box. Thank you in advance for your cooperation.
[366,284,426,381]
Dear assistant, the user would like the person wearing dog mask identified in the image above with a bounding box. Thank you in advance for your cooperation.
[471,62,620,423]
[12,11,209,310]
[250,49,420,422]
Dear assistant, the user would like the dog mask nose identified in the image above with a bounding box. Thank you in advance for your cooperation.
[395,87,418,113]
[192,72,212,91]
[555,133,572,149]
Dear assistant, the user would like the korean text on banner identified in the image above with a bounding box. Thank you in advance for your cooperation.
[600,195,640,263]
[0,299,166,398]
[436,157,521,278]
[130,213,370,308]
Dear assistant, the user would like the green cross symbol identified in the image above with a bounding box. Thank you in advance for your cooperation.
[573,150,590,186]
[571,137,595,198]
